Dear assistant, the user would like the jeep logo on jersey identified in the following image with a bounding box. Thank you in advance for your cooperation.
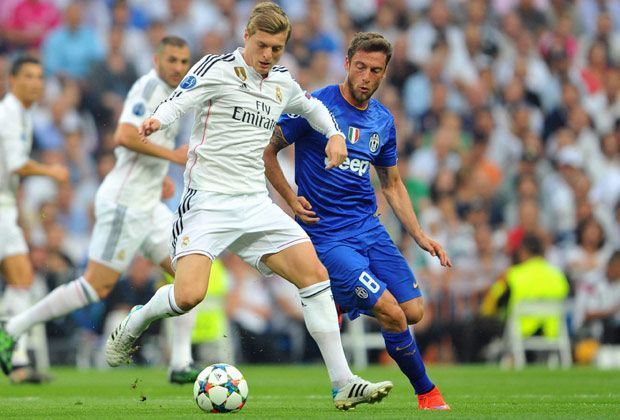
[180,75,196,90]
[275,86,282,103]
[348,126,360,144]
[234,66,247,81]
[369,132,380,153]
[325,157,370,176]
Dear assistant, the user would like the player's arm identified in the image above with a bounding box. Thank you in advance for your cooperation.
[114,123,187,165]
[264,126,319,224]
[13,160,69,182]
[1,118,68,182]
[284,82,346,169]
[141,57,223,139]
[376,165,452,267]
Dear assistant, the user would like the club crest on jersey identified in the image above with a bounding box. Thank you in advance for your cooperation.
[275,86,282,103]
[234,66,247,81]
[369,132,380,153]
[348,126,361,144]
[355,287,369,299]
[132,102,145,116]
[180,75,196,90]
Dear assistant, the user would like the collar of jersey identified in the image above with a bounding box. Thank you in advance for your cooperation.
[4,92,29,112]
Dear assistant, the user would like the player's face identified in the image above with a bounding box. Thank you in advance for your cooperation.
[155,45,191,88]
[10,63,44,107]
[344,50,387,106]
[243,30,287,76]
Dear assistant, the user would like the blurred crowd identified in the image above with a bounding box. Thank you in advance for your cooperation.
[1,0,620,366]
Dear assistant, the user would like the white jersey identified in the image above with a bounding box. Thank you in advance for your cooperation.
[0,93,33,208]
[153,48,343,194]
[96,70,179,211]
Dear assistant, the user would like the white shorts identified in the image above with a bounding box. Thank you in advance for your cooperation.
[171,189,310,275]
[88,198,173,272]
[0,206,29,260]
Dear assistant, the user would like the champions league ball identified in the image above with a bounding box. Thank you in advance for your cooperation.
[193,363,249,413]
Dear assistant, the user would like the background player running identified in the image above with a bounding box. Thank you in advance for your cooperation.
[1,37,200,384]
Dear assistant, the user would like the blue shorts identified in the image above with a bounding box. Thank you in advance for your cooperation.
[314,226,421,320]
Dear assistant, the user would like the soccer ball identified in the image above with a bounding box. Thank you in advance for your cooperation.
[193,363,249,413]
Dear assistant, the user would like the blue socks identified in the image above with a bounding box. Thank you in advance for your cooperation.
[382,329,434,395]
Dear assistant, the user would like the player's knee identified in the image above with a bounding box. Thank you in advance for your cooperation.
[405,302,424,325]
[374,301,407,332]
[175,291,203,311]
[94,283,113,299]
[307,262,329,284]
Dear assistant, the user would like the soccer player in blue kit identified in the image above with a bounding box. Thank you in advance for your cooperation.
[264,32,452,410]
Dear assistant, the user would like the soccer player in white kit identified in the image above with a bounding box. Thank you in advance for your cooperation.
[0,38,200,384]
[0,56,70,383]
[105,2,393,410]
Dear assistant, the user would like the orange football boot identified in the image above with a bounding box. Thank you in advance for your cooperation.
[418,386,450,410]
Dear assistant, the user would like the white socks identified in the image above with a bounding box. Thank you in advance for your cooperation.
[299,280,353,389]
[126,284,186,336]
[2,286,32,366]
[6,277,99,339]
[169,308,197,370]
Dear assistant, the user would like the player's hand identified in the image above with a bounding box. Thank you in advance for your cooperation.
[48,164,70,183]
[139,117,162,141]
[172,144,189,165]
[325,134,347,169]
[414,232,452,267]
[290,196,320,225]
[161,176,176,200]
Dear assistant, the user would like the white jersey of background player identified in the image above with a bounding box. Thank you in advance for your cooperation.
[106,2,393,410]
[0,57,69,383]
[1,37,201,384]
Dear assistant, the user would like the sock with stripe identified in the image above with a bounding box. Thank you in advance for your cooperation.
[382,328,434,395]
[126,284,186,336]
[6,277,99,339]
[299,280,353,390]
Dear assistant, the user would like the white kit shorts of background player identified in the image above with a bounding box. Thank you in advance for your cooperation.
[88,69,180,272]
[0,93,34,260]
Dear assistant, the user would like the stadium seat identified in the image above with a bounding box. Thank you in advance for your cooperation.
[503,300,572,369]
[340,317,385,370]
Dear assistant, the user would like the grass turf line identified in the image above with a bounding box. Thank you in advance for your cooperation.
[0,365,619,418]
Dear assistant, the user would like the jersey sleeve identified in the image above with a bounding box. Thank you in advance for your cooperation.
[277,113,311,145]
[373,118,398,167]
[153,55,224,128]
[283,79,343,139]
[0,110,29,173]
[118,80,150,128]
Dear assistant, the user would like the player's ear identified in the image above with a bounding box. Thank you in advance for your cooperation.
[243,30,249,43]
[344,56,350,71]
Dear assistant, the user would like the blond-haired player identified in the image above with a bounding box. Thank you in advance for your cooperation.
[105,2,392,410]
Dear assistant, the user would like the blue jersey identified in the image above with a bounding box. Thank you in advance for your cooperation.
[278,84,397,244]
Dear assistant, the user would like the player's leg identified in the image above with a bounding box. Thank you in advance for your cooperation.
[5,260,114,342]
[367,229,449,410]
[0,253,35,379]
[260,243,392,410]
[106,254,211,367]
[106,189,219,367]
[141,202,199,382]
[158,256,199,383]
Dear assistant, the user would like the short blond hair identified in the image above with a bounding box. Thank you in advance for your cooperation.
[246,2,291,42]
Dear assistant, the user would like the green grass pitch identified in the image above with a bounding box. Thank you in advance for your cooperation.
[1,365,619,418]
